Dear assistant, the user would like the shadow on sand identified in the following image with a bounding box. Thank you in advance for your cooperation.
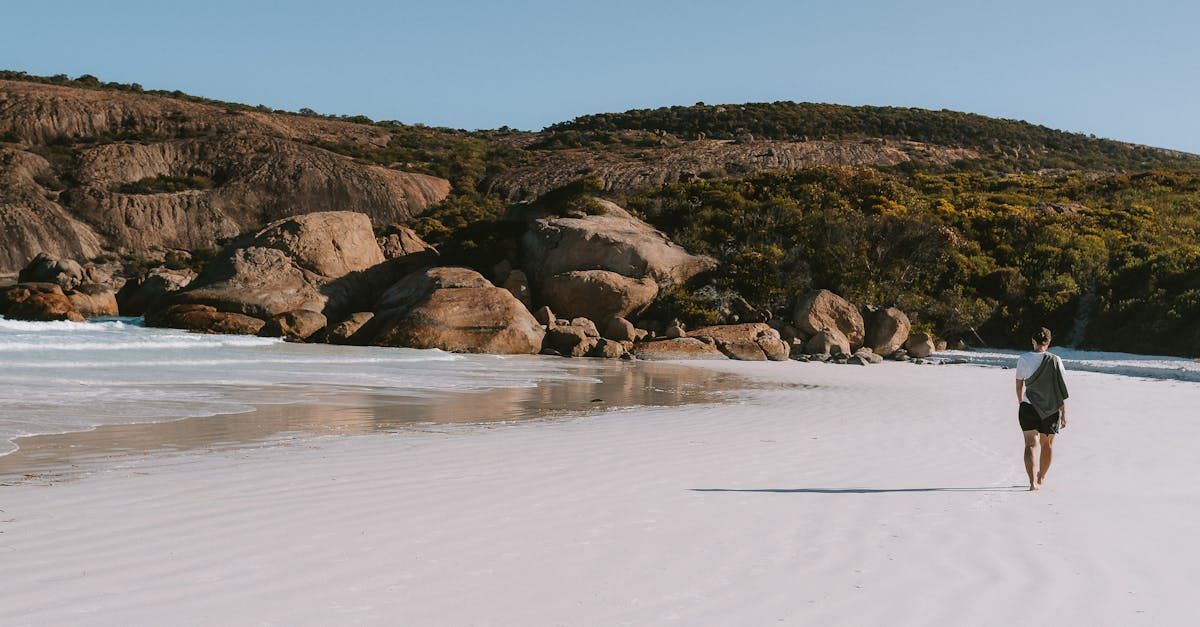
[691,486,1026,494]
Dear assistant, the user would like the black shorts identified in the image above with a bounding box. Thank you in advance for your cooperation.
[1019,402,1060,435]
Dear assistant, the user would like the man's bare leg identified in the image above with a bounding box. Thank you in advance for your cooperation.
[1036,433,1055,486]
[1023,430,1040,490]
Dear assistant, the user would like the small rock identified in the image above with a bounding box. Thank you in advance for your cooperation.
[570,317,599,338]
[804,329,850,356]
[492,259,513,284]
[328,312,375,345]
[590,338,626,359]
[501,270,532,310]
[600,316,637,342]
[905,332,937,358]
[262,310,327,342]
[534,306,555,326]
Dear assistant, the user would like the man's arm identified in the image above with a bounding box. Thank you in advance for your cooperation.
[1015,379,1024,403]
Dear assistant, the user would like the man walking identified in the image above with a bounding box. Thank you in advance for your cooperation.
[1014,327,1069,491]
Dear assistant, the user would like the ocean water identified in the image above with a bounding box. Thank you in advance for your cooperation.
[0,317,600,457]
[941,347,1200,383]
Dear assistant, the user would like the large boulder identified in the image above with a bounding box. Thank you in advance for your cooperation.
[793,289,865,350]
[540,270,658,321]
[0,283,83,322]
[519,199,716,287]
[117,267,196,316]
[248,211,384,277]
[368,267,544,354]
[514,198,715,321]
[687,323,790,361]
[863,306,911,356]
[147,211,386,332]
[66,283,119,318]
[18,253,85,291]
[632,337,728,361]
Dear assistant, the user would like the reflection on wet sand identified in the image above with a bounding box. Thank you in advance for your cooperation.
[0,359,753,481]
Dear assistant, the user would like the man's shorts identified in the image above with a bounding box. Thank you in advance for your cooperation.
[1019,402,1060,435]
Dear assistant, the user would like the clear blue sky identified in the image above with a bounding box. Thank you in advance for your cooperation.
[3,0,1197,152]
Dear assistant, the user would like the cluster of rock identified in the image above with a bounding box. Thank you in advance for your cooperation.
[3,200,945,364]
[783,289,940,365]
[0,249,198,323]
[1,252,120,321]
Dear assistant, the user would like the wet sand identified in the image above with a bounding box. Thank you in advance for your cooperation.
[0,357,752,482]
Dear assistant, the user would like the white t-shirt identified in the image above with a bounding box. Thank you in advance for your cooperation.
[1015,351,1066,403]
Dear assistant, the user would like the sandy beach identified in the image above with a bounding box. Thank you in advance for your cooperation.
[2,359,1199,626]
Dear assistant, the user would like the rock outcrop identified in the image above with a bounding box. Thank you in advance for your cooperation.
[793,289,865,350]
[368,267,544,354]
[0,148,107,272]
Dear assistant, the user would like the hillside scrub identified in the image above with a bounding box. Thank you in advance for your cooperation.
[623,166,1200,355]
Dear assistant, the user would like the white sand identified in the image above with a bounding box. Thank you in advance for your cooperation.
[2,360,1199,626]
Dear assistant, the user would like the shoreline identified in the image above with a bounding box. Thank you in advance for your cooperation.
[0,357,755,482]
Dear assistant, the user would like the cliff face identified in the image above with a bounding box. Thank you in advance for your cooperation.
[0,147,105,271]
[0,81,450,272]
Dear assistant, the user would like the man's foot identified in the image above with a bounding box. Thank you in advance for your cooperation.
[1029,483,1040,491]
[1036,474,1047,486]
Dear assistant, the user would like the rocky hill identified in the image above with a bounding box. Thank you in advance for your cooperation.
[0,79,449,272]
